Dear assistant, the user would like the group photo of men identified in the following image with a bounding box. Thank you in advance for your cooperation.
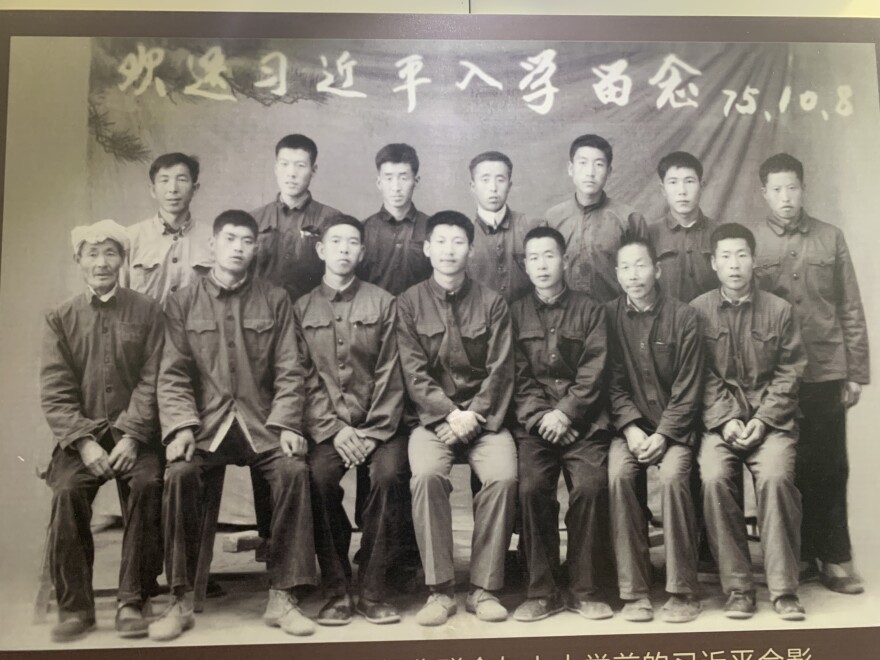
[38,129,870,642]
[1,35,878,651]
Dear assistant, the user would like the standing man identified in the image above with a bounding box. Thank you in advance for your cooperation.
[545,134,647,303]
[41,220,163,642]
[398,211,518,627]
[691,223,807,621]
[467,150,539,302]
[606,237,703,624]
[122,152,213,305]
[753,153,870,594]
[149,210,316,641]
[510,226,613,623]
[648,151,718,303]
[358,143,432,296]
[298,216,408,626]
[252,133,343,302]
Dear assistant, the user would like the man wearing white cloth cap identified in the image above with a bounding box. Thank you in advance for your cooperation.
[40,219,164,642]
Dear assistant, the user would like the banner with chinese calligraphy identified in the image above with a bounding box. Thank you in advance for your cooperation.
[86,37,879,523]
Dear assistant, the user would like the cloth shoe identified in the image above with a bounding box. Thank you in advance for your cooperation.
[415,592,457,626]
[567,595,613,620]
[51,613,96,643]
[660,594,702,623]
[723,590,756,620]
[115,603,148,638]
[465,588,508,622]
[355,597,401,624]
[621,597,654,622]
[773,595,806,621]
[148,596,195,642]
[264,589,315,635]
[820,563,865,595]
[316,594,354,626]
[513,592,565,622]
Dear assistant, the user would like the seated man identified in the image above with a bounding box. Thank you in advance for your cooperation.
[150,210,316,641]
[397,211,518,626]
[297,216,408,626]
[691,223,807,621]
[510,226,614,623]
[607,236,703,623]
[41,219,163,642]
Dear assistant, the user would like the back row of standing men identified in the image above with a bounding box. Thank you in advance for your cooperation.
[41,133,869,642]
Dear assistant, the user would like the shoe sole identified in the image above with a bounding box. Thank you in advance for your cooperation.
[357,611,401,625]
[724,611,755,620]
[316,617,352,626]
[778,612,806,621]
[513,606,564,623]
[116,627,149,639]
[566,605,614,620]
[660,614,699,624]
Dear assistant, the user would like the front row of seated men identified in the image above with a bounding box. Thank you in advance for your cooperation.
[42,209,807,642]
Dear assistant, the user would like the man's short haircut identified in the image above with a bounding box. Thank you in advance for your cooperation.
[275,134,318,164]
[320,214,364,242]
[213,210,259,239]
[375,143,420,176]
[568,134,613,165]
[657,151,703,181]
[149,152,200,184]
[426,210,475,245]
[711,222,756,256]
[524,225,566,255]
[469,151,513,178]
[616,234,657,265]
[759,153,804,186]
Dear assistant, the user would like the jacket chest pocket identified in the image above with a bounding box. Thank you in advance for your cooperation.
[516,326,547,371]
[557,328,585,367]
[242,318,275,359]
[754,259,782,290]
[185,318,220,365]
[118,321,148,364]
[703,326,729,371]
[749,328,779,377]
[460,322,489,367]
[806,255,835,299]
[350,309,383,361]
[651,340,677,381]
[415,322,445,358]
[130,262,160,291]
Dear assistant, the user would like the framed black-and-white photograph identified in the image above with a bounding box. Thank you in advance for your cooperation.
[0,10,878,660]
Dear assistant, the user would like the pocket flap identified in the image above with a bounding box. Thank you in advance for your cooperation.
[243,318,275,333]
[186,319,217,333]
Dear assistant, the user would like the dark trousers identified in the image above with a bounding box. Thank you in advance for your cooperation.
[798,380,852,564]
[46,437,163,617]
[163,433,316,593]
[517,430,612,600]
[310,435,410,601]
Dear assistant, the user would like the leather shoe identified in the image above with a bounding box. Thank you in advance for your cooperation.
[356,597,401,624]
[723,590,756,619]
[316,594,354,626]
[51,614,96,642]
[115,604,148,638]
[820,565,864,595]
[513,592,565,622]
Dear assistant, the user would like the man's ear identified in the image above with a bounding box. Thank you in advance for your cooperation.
[710,254,718,273]
[192,182,201,196]
[316,240,327,262]
[423,239,431,258]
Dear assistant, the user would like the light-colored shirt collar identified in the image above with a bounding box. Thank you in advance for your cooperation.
[476,205,508,229]
[323,275,356,294]
[209,269,248,293]
[720,286,753,307]
[536,286,567,306]
[625,295,657,314]
[88,283,118,303]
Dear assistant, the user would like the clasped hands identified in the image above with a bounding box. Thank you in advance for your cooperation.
[720,417,767,450]
[76,434,140,480]
[623,423,667,465]
[436,409,486,446]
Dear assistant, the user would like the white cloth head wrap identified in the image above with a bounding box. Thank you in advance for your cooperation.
[71,219,130,256]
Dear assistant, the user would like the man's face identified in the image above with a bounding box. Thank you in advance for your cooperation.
[761,171,804,223]
[274,148,316,199]
[616,243,659,300]
[424,224,472,276]
[211,224,257,275]
[662,166,702,218]
[524,236,565,290]
[471,160,512,213]
[76,239,124,294]
[712,237,754,293]
[317,223,364,278]
[568,146,611,198]
[376,162,418,212]
[150,163,199,217]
